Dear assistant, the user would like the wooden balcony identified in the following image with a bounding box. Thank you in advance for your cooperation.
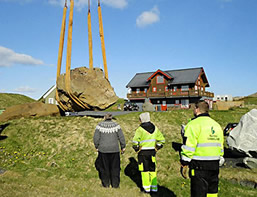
[127,90,214,99]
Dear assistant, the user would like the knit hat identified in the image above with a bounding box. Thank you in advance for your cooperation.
[139,112,150,123]
[104,112,112,120]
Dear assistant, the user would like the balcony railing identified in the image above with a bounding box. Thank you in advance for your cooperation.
[127,90,214,99]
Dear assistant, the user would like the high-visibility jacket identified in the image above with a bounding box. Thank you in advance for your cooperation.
[133,126,165,151]
[181,114,224,164]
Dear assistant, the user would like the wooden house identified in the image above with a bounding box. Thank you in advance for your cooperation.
[41,85,58,105]
[126,67,214,111]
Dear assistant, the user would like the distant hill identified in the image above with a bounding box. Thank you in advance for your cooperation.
[248,92,257,97]
[0,93,35,109]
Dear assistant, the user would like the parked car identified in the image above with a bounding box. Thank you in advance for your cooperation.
[123,102,139,111]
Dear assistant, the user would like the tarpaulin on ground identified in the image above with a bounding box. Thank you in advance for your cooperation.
[227,109,257,158]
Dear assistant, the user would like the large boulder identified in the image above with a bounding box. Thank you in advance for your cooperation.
[57,67,118,111]
[0,102,60,122]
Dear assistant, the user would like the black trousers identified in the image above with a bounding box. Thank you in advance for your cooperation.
[190,168,219,197]
[95,152,120,188]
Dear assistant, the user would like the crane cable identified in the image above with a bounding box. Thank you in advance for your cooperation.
[98,0,108,80]
[88,0,93,69]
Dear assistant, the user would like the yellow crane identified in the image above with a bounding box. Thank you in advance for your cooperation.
[55,0,108,111]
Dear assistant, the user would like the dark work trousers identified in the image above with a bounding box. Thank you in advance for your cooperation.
[95,152,120,188]
[190,168,219,197]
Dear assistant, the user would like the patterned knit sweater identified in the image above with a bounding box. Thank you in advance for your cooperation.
[93,120,126,153]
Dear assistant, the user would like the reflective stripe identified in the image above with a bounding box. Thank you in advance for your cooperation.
[197,143,221,148]
[193,156,220,160]
[181,155,191,162]
[221,149,224,153]
[207,193,218,197]
[182,145,195,152]
[132,141,139,144]
[140,139,156,144]
[141,147,155,150]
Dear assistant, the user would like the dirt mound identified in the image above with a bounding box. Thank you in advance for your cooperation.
[57,67,118,111]
[0,102,60,122]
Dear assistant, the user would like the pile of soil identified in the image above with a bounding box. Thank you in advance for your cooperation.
[0,102,60,122]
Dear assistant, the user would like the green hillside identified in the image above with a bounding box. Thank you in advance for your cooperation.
[0,93,35,109]
[242,97,257,105]
[0,109,256,196]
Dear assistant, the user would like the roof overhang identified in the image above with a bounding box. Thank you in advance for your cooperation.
[147,69,172,81]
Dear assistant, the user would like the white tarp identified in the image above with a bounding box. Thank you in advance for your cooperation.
[227,109,257,157]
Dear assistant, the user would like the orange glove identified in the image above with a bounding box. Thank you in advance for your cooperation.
[180,165,189,179]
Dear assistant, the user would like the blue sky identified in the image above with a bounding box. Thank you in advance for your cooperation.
[0,0,256,100]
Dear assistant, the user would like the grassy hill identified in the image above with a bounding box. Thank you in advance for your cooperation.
[0,108,257,196]
[248,92,257,97]
[0,93,35,109]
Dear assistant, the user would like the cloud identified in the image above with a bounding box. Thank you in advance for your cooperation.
[48,0,66,6]
[136,6,160,28]
[0,46,44,67]
[102,0,128,9]
[13,86,36,93]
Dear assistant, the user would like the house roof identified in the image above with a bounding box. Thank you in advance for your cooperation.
[42,85,56,99]
[126,67,209,88]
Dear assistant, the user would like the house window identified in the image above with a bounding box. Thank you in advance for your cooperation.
[181,85,189,91]
[173,86,177,92]
[156,75,164,84]
[48,98,54,104]
[181,99,189,108]
[165,86,168,92]
[175,100,179,104]
[144,88,147,93]
[127,88,132,94]
[152,87,157,92]
[136,88,140,93]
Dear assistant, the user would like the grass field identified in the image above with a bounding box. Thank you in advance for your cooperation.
[0,93,35,110]
[0,108,257,197]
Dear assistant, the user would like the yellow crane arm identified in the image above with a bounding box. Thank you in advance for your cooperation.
[98,0,108,80]
[56,0,68,111]
[88,0,93,69]
[65,0,89,110]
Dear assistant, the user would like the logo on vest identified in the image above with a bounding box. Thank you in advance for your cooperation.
[211,126,215,134]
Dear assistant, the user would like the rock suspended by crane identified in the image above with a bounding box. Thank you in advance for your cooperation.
[57,67,118,111]
[55,0,118,112]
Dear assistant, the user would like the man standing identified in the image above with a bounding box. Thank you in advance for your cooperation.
[132,112,165,193]
[180,101,224,197]
[94,113,126,188]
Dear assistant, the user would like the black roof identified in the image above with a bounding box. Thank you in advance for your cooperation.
[126,67,209,88]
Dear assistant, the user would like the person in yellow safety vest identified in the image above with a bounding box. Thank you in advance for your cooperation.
[132,112,165,193]
[180,100,224,197]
